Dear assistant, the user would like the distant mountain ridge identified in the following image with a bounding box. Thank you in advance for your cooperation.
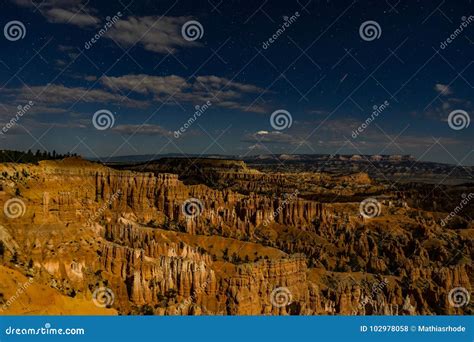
[98,153,418,164]
[98,154,473,185]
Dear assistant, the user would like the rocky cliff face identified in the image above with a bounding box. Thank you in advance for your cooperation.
[224,256,311,315]
[94,169,328,236]
[0,158,472,315]
[101,223,216,310]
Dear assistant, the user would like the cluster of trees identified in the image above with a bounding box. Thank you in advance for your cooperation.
[0,149,78,163]
[222,248,252,264]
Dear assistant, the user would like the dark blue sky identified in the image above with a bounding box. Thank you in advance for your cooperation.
[0,0,473,164]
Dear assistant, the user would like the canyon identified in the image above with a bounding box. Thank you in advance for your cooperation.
[0,156,472,315]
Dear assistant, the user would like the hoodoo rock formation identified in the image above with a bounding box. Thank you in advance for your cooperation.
[0,157,472,315]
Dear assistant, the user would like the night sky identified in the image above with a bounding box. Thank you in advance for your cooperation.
[0,0,473,164]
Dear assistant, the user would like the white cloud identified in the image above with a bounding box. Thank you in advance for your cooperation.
[422,97,472,121]
[100,74,267,112]
[11,84,141,107]
[0,84,148,122]
[0,72,267,117]
[12,0,100,28]
[100,74,189,96]
[105,16,200,54]
[194,76,265,94]
[112,124,172,137]
[44,8,99,27]
[434,83,452,95]
[242,131,298,144]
